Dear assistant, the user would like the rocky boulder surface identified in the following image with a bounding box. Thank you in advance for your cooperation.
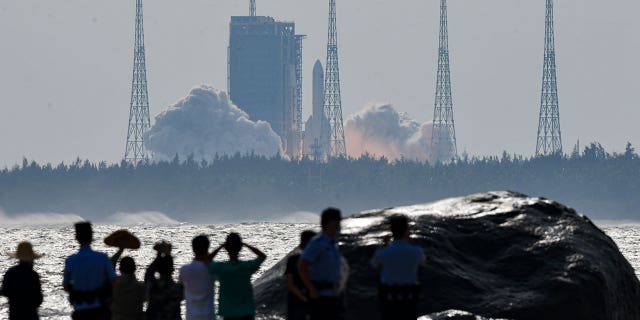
[254,191,640,320]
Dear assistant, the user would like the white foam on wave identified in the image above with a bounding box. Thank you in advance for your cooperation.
[595,220,640,227]
[0,210,84,227]
[267,211,318,224]
[101,211,181,226]
[0,207,180,227]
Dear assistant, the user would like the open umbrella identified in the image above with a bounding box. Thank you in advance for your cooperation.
[104,229,141,249]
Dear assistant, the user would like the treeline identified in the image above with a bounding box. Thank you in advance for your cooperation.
[0,142,638,220]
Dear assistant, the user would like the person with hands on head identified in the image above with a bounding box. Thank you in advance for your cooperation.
[209,232,267,320]
[297,208,345,320]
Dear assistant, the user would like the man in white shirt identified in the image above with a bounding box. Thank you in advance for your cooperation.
[371,214,426,320]
[179,235,216,320]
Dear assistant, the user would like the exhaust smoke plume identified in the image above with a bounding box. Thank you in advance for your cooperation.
[146,86,284,160]
[345,104,432,161]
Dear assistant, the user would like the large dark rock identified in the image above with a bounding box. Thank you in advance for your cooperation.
[255,191,640,320]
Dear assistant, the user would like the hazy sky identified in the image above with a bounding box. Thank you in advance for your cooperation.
[0,0,638,167]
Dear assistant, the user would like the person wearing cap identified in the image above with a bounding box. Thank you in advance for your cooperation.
[371,214,426,320]
[144,240,172,294]
[1,241,43,320]
[146,255,183,320]
[298,208,346,320]
[63,222,117,320]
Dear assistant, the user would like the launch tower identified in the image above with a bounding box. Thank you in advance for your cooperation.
[322,0,347,158]
[535,0,562,156]
[430,0,458,164]
[124,0,152,163]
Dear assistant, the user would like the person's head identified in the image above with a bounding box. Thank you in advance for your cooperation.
[74,222,93,245]
[9,241,42,263]
[119,256,136,275]
[153,240,172,257]
[321,208,342,237]
[156,256,174,278]
[389,214,410,239]
[192,235,210,257]
[299,230,316,250]
[224,233,242,258]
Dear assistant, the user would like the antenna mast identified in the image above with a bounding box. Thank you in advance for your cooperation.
[536,0,562,156]
[430,0,458,163]
[124,0,152,163]
[322,0,346,158]
[250,0,256,16]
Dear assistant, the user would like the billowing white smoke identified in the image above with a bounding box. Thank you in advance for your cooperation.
[345,104,432,161]
[146,86,284,160]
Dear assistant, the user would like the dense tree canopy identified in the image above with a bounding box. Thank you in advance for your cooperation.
[0,142,638,221]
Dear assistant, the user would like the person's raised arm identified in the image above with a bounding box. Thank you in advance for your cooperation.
[297,259,318,299]
[207,244,224,261]
[110,248,124,269]
[243,243,267,261]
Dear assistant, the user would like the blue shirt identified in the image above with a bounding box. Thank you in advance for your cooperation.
[371,240,426,285]
[63,245,116,310]
[301,232,341,296]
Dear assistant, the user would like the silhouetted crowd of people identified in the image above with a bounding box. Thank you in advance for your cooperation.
[0,208,426,320]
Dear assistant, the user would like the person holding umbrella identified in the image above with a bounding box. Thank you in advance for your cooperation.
[1,241,44,320]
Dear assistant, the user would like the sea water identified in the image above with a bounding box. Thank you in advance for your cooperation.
[0,221,637,319]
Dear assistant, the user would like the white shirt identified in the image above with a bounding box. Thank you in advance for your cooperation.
[179,260,216,320]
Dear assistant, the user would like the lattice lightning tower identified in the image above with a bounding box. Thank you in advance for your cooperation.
[250,0,256,17]
[430,0,457,163]
[124,0,152,163]
[536,0,562,156]
[322,0,346,158]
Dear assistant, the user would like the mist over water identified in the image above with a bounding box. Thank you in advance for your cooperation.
[0,211,84,227]
[0,210,319,227]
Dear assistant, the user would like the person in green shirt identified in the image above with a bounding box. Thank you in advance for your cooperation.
[209,232,267,320]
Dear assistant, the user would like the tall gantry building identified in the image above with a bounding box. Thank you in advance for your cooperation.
[228,16,304,158]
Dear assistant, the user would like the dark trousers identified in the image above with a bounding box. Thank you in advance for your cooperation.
[378,284,419,320]
[288,301,310,320]
[309,296,344,320]
[380,300,417,320]
[72,308,109,320]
